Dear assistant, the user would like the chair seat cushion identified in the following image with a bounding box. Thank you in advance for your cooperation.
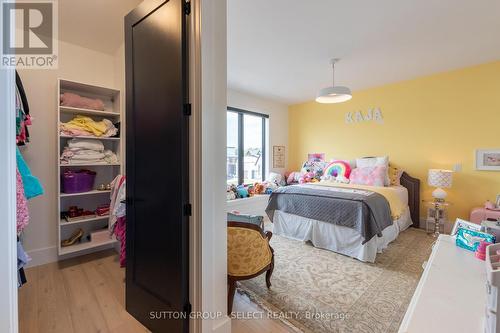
[227,226,272,277]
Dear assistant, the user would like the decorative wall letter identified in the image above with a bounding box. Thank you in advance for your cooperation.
[345,108,383,124]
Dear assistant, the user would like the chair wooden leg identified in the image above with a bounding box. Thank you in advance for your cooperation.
[265,261,274,288]
[228,279,237,314]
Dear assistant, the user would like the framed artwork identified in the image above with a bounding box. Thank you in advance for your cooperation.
[307,153,325,162]
[476,149,500,171]
[273,146,285,168]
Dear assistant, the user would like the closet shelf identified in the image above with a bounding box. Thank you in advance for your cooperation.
[60,106,120,117]
[60,190,111,197]
[59,215,110,226]
[60,135,120,141]
[59,237,117,256]
[59,163,121,167]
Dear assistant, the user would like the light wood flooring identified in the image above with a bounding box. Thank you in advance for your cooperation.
[18,250,292,333]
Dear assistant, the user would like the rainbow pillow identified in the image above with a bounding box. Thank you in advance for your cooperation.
[324,160,352,179]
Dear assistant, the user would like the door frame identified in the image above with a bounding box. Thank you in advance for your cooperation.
[0,67,19,332]
[189,0,230,332]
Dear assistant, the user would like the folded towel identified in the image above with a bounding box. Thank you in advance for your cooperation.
[60,92,105,111]
[67,138,104,152]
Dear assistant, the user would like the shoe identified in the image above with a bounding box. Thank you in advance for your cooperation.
[61,228,84,247]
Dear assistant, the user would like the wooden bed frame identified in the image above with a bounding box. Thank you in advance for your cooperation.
[399,172,420,227]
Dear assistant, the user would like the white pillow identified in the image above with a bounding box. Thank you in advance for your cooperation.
[356,156,390,186]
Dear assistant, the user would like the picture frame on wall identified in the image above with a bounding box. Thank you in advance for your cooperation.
[475,149,500,171]
[273,146,285,168]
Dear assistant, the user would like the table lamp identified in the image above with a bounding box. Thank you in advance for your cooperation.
[428,169,453,202]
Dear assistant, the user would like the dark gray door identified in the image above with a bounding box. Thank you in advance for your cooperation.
[125,0,189,331]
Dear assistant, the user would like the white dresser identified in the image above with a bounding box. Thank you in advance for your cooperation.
[399,235,486,333]
[226,194,270,219]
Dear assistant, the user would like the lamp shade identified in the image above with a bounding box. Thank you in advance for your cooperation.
[315,86,352,104]
[428,169,453,188]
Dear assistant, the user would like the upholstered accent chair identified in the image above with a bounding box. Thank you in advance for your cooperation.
[227,221,274,313]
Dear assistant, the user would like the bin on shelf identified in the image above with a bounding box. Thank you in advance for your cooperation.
[61,169,96,193]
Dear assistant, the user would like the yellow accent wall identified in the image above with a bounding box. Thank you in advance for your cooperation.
[289,61,500,226]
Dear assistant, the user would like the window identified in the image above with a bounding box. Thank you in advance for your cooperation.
[226,107,268,185]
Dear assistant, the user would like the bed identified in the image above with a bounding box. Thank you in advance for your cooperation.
[265,172,420,262]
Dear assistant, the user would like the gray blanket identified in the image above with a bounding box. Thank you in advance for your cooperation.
[266,184,393,244]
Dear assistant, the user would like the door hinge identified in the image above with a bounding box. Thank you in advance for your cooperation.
[184,1,191,15]
[183,302,192,315]
[183,103,192,116]
[184,203,192,217]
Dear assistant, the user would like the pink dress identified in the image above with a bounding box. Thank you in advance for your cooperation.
[16,168,29,233]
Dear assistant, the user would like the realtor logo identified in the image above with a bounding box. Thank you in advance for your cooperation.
[1,0,58,69]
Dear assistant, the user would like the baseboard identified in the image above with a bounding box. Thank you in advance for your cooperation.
[26,245,58,268]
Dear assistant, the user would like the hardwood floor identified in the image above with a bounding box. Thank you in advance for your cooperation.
[18,250,292,333]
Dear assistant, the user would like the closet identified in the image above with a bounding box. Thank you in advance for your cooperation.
[57,79,123,256]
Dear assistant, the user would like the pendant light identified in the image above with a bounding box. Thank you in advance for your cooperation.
[316,58,352,103]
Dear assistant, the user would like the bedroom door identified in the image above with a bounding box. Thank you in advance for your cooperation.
[125,0,190,332]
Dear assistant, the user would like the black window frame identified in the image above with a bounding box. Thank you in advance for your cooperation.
[227,106,268,185]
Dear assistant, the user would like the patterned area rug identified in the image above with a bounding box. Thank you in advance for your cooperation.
[238,228,434,333]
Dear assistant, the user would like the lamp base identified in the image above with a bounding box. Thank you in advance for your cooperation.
[432,188,447,202]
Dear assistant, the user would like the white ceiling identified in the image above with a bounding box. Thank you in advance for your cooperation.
[228,0,500,105]
[59,0,142,55]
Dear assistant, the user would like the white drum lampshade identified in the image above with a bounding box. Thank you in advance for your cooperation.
[428,169,453,201]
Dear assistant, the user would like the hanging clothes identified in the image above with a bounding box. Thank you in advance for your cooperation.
[17,238,30,287]
[16,169,29,233]
[16,147,43,199]
[15,71,31,146]
[109,175,126,267]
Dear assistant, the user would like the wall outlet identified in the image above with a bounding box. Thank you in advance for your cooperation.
[453,163,462,172]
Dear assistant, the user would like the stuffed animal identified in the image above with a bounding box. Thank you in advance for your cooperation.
[227,184,237,200]
[299,171,315,184]
[247,185,255,197]
[287,171,302,184]
[254,183,265,194]
[236,185,249,198]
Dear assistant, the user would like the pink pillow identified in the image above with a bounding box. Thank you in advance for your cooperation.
[349,166,387,187]
[60,92,105,111]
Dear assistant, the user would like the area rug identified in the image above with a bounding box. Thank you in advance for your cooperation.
[238,228,434,333]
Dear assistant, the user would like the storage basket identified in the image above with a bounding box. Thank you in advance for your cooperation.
[61,169,96,193]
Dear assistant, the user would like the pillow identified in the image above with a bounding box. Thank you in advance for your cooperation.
[331,158,356,169]
[324,160,352,178]
[388,164,404,186]
[349,166,387,187]
[356,156,390,186]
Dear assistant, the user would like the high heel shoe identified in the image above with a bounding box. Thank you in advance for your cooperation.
[61,228,84,247]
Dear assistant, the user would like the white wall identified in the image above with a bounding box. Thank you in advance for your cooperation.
[227,89,289,175]
[18,40,121,266]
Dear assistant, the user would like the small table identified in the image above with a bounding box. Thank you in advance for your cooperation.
[423,200,450,237]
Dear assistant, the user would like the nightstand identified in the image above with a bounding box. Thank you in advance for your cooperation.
[423,200,450,237]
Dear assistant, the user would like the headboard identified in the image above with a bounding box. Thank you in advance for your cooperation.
[400,172,420,227]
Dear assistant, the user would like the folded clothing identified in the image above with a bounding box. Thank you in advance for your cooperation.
[60,139,118,165]
[68,138,104,151]
[60,115,118,138]
[60,92,105,111]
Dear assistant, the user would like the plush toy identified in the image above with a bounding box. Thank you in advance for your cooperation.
[254,183,265,194]
[247,185,255,197]
[299,171,315,184]
[236,185,249,198]
[227,184,237,200]
[287,171,302,184]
